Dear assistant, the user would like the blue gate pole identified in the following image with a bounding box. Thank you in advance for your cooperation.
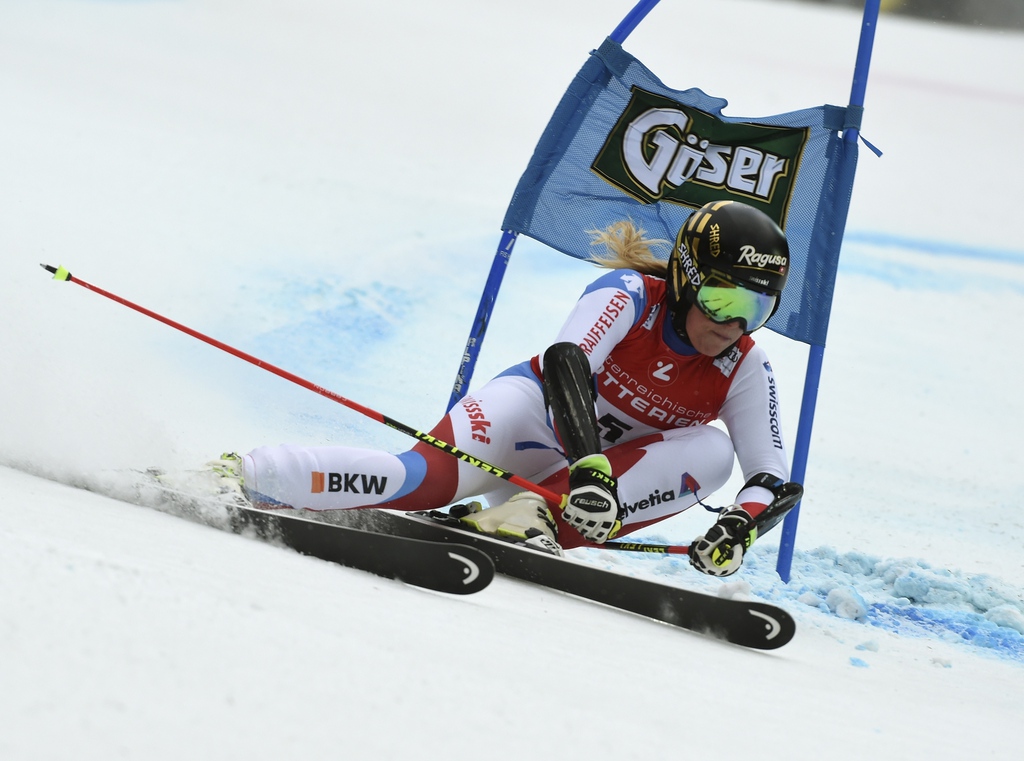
[446,230,517,410]
[775,0,881,582]
[609,0,662,42]
[446,0,663,411]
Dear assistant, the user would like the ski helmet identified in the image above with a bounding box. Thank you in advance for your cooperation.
[666,200,790,334]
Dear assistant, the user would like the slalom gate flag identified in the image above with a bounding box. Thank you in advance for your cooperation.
[502,38,860,346]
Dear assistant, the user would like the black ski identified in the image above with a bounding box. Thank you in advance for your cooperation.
[232,506,494,594]
[133,469,494,595]
[336,508,796,650]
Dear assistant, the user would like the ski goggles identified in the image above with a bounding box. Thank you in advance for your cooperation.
[694,275,778,333]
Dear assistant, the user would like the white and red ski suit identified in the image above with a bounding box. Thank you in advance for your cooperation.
[243,268,789,548]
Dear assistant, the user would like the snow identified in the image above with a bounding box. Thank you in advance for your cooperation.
[1,0,1023,758]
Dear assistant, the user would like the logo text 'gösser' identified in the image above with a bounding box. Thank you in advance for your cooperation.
[591,87,808,225]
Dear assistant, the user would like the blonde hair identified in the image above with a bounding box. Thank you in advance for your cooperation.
[587,220,669,276]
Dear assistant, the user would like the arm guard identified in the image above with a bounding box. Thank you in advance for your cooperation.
[741,473,803,535]
[541,342,601,463]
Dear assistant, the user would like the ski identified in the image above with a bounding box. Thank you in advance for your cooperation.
[133,470,494,595]
[136,464,794,638]
[233,506,495,595]
[333,508,796,650]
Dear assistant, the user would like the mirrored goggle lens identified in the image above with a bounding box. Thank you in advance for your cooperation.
[695,277,777,332]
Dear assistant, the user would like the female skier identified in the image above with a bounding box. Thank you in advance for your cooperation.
[241,199,797,576]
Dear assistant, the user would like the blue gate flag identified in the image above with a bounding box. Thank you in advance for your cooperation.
[502,38,859,347]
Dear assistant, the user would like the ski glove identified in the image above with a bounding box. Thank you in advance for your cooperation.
[562,454,623,543]
[690,506,757,577]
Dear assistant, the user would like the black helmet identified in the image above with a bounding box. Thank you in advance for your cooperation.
[666,200,790,334]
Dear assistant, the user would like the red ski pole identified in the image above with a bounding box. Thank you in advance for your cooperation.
[40,264,566,508]
[42,263,721,557]
[598,541,690,555]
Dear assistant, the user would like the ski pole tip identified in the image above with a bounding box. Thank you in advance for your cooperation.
[40,263,71,281]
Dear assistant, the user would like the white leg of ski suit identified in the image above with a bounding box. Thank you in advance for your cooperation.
[242,373,734,545]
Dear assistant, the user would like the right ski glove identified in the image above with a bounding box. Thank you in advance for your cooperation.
[562,454,623,543]
[689,506,756,577]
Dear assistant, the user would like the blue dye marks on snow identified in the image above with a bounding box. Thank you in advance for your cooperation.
[246,278,413,378]
[849,657,870,668]
[786,548,1024,662]
[868,603,1024,659]
[595,538,1024,663]
[837,230,1024,293]
[843,231,1024,267]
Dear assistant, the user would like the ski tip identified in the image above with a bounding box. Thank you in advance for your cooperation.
[735,606,797,650]
[443,547,496,595]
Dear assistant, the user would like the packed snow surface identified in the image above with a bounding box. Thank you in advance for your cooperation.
[2,1,1022,759]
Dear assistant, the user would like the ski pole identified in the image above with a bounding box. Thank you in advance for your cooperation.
[599,541,689,555]
[597,484,802,557]
[41,263,780,560]
[40,263,566,508]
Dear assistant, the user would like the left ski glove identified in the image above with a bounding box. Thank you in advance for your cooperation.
[562,454,623,543]
[690,506,757,577]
